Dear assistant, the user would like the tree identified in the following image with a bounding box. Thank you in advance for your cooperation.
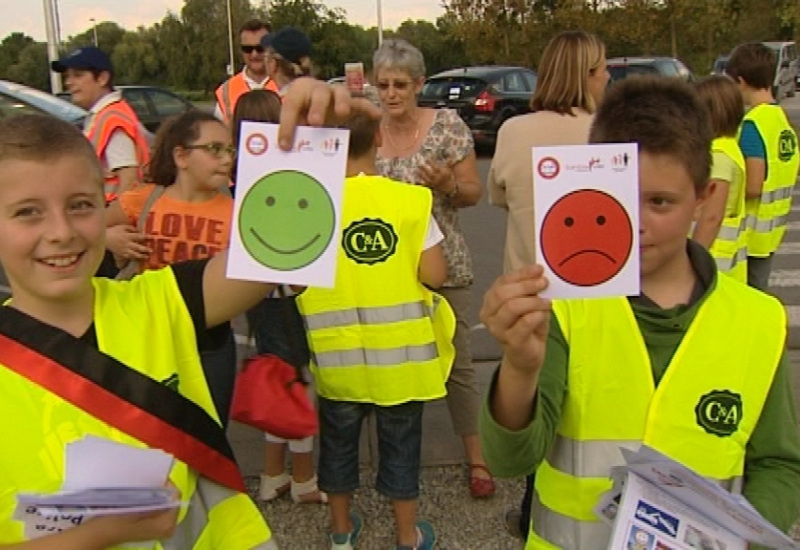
[63,21,126,55]
[112,28,162,85]
[0,32,35,78]
[6,42,48,90]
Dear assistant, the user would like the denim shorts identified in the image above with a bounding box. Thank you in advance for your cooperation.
[317,397,424,500]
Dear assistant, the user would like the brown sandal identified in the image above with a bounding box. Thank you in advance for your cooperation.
[469,463,496,499]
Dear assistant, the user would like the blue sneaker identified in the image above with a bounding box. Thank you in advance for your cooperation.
[396,520,436,550]
[330,511,363,550]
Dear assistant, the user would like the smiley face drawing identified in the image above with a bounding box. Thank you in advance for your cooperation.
[540,188,633,286]
[239,170,336,271]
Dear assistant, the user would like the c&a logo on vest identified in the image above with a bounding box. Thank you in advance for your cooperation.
[694,389,743,436]
[342,218,398,265]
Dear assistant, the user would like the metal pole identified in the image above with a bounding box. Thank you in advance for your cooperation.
[377,0,383,46]
[43,0,62,93]
[226,0,236,76]
[90,18,98,46]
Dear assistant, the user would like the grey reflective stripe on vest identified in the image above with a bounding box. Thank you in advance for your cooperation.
[531,489,610,550]
[313,342,438,368]
[221,81,232,119]
[547,435,743,490]
[304,301,431,331]
[715,245,748,271]
[548,435,641,478]
[162,477,276,549]
[748,213,789,233]
[716,216,747,242]
[760,185,794,205]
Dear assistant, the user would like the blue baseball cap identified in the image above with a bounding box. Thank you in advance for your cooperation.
[52,46,113,74]
[261,27,312,65]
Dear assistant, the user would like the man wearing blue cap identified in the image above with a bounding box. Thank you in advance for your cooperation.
[260,27,314,96]
[52,46,150,203]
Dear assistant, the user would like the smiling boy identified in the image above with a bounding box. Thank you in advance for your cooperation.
[479,76,800,550]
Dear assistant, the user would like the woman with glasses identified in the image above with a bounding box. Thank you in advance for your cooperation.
[105,110,239,426]
[372,38,493,500]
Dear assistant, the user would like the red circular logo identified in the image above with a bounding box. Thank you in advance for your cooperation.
[245,133,269,156]
[537,156,560,179]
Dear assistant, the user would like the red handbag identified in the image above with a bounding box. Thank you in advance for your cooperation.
[230,354,318,439]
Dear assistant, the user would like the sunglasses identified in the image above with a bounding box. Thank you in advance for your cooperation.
[184,142,237,158]
[241,44,265,54]
[376,80,414,91]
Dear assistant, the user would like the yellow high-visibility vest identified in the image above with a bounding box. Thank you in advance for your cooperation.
[709,136,748,282]
[525,274,785,550]
[0,269,273,549]
[298,175,455,405]
[742,103,800,257]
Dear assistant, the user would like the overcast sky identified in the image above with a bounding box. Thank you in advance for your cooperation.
[1,0,443,41]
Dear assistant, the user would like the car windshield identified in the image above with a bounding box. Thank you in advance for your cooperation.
[608,64,659,81]
[0,81,86,123]
[420,77,487,101]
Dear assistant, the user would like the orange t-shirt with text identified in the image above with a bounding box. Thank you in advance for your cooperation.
[119,184,233,270]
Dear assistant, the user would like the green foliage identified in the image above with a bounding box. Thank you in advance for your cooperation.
[2,0,799,93]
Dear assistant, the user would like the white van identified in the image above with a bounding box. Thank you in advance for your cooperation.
[763,41,798,100]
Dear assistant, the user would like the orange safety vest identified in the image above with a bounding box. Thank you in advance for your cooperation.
[215,72,279,122]
[85,98,151,203]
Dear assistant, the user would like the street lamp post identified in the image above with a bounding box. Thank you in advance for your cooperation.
[226,0,235,76]
[377,0,383,46]
[43,0,62,93]
[90,18,98,47]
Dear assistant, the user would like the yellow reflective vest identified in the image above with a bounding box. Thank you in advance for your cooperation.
[526,274,785,550]
[0,269,273,549]
[298,174,455,405]
[709,136,748,282]
[742,103,800,257]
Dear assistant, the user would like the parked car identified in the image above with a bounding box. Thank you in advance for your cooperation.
[607,57,694,84]
[711,55,729,76]
[0,79,87,126]
[418,65,537,147]
[763,41,798,99]
[57,85,195,132]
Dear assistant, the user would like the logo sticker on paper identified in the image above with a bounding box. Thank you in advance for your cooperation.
[245,133,268,156]
[342,218,398,265]
[695,390,742,436]
[635,500,679,538]
[537,156,560,179]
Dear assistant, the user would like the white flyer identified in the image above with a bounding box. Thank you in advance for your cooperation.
[532,143,640,299]
[227,121,349,288]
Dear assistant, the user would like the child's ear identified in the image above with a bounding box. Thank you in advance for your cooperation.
[173,146,188,170]
[694,180,716,220]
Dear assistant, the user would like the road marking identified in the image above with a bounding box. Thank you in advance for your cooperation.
[786,306,800,328]
[769,269,800,287]
[776,242,800,255]
[786,221,800,232]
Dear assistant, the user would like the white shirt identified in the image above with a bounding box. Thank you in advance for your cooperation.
[85,91,138,172]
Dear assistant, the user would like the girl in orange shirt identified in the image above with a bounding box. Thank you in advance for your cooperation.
[106,110,238,426]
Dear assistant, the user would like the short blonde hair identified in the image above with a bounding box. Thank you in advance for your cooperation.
[372,39,426,80]
[530,30,606,115]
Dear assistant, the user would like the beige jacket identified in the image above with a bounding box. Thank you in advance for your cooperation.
[488,109,594,273]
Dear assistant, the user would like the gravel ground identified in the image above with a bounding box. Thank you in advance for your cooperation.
[248,466,526,550]
[248,468,800,550]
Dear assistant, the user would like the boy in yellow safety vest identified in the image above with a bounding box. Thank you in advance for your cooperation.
[479,76,800,550]
[297,110,455,550]
[726,42,800,291]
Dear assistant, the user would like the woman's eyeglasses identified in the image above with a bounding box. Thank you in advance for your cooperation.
[184,142,237,158]
[241,45,265,54]
[376,80,414,91]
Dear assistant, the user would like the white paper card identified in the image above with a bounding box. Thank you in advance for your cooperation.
[532,144,640,299]
[227,122,349,287]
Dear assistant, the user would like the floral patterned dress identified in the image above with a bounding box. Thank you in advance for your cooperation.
[376,108,475,288]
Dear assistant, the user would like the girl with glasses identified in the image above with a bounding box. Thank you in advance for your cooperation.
[105,110,239,427]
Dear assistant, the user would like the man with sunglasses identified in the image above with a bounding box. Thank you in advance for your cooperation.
[215,19,280,124]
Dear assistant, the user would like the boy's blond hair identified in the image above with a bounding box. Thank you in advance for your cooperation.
[590,76,712,194]
[0,114,102,183]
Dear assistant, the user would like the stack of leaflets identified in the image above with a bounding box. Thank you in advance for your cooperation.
[15,436,177,540]
[597,446,799,550]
